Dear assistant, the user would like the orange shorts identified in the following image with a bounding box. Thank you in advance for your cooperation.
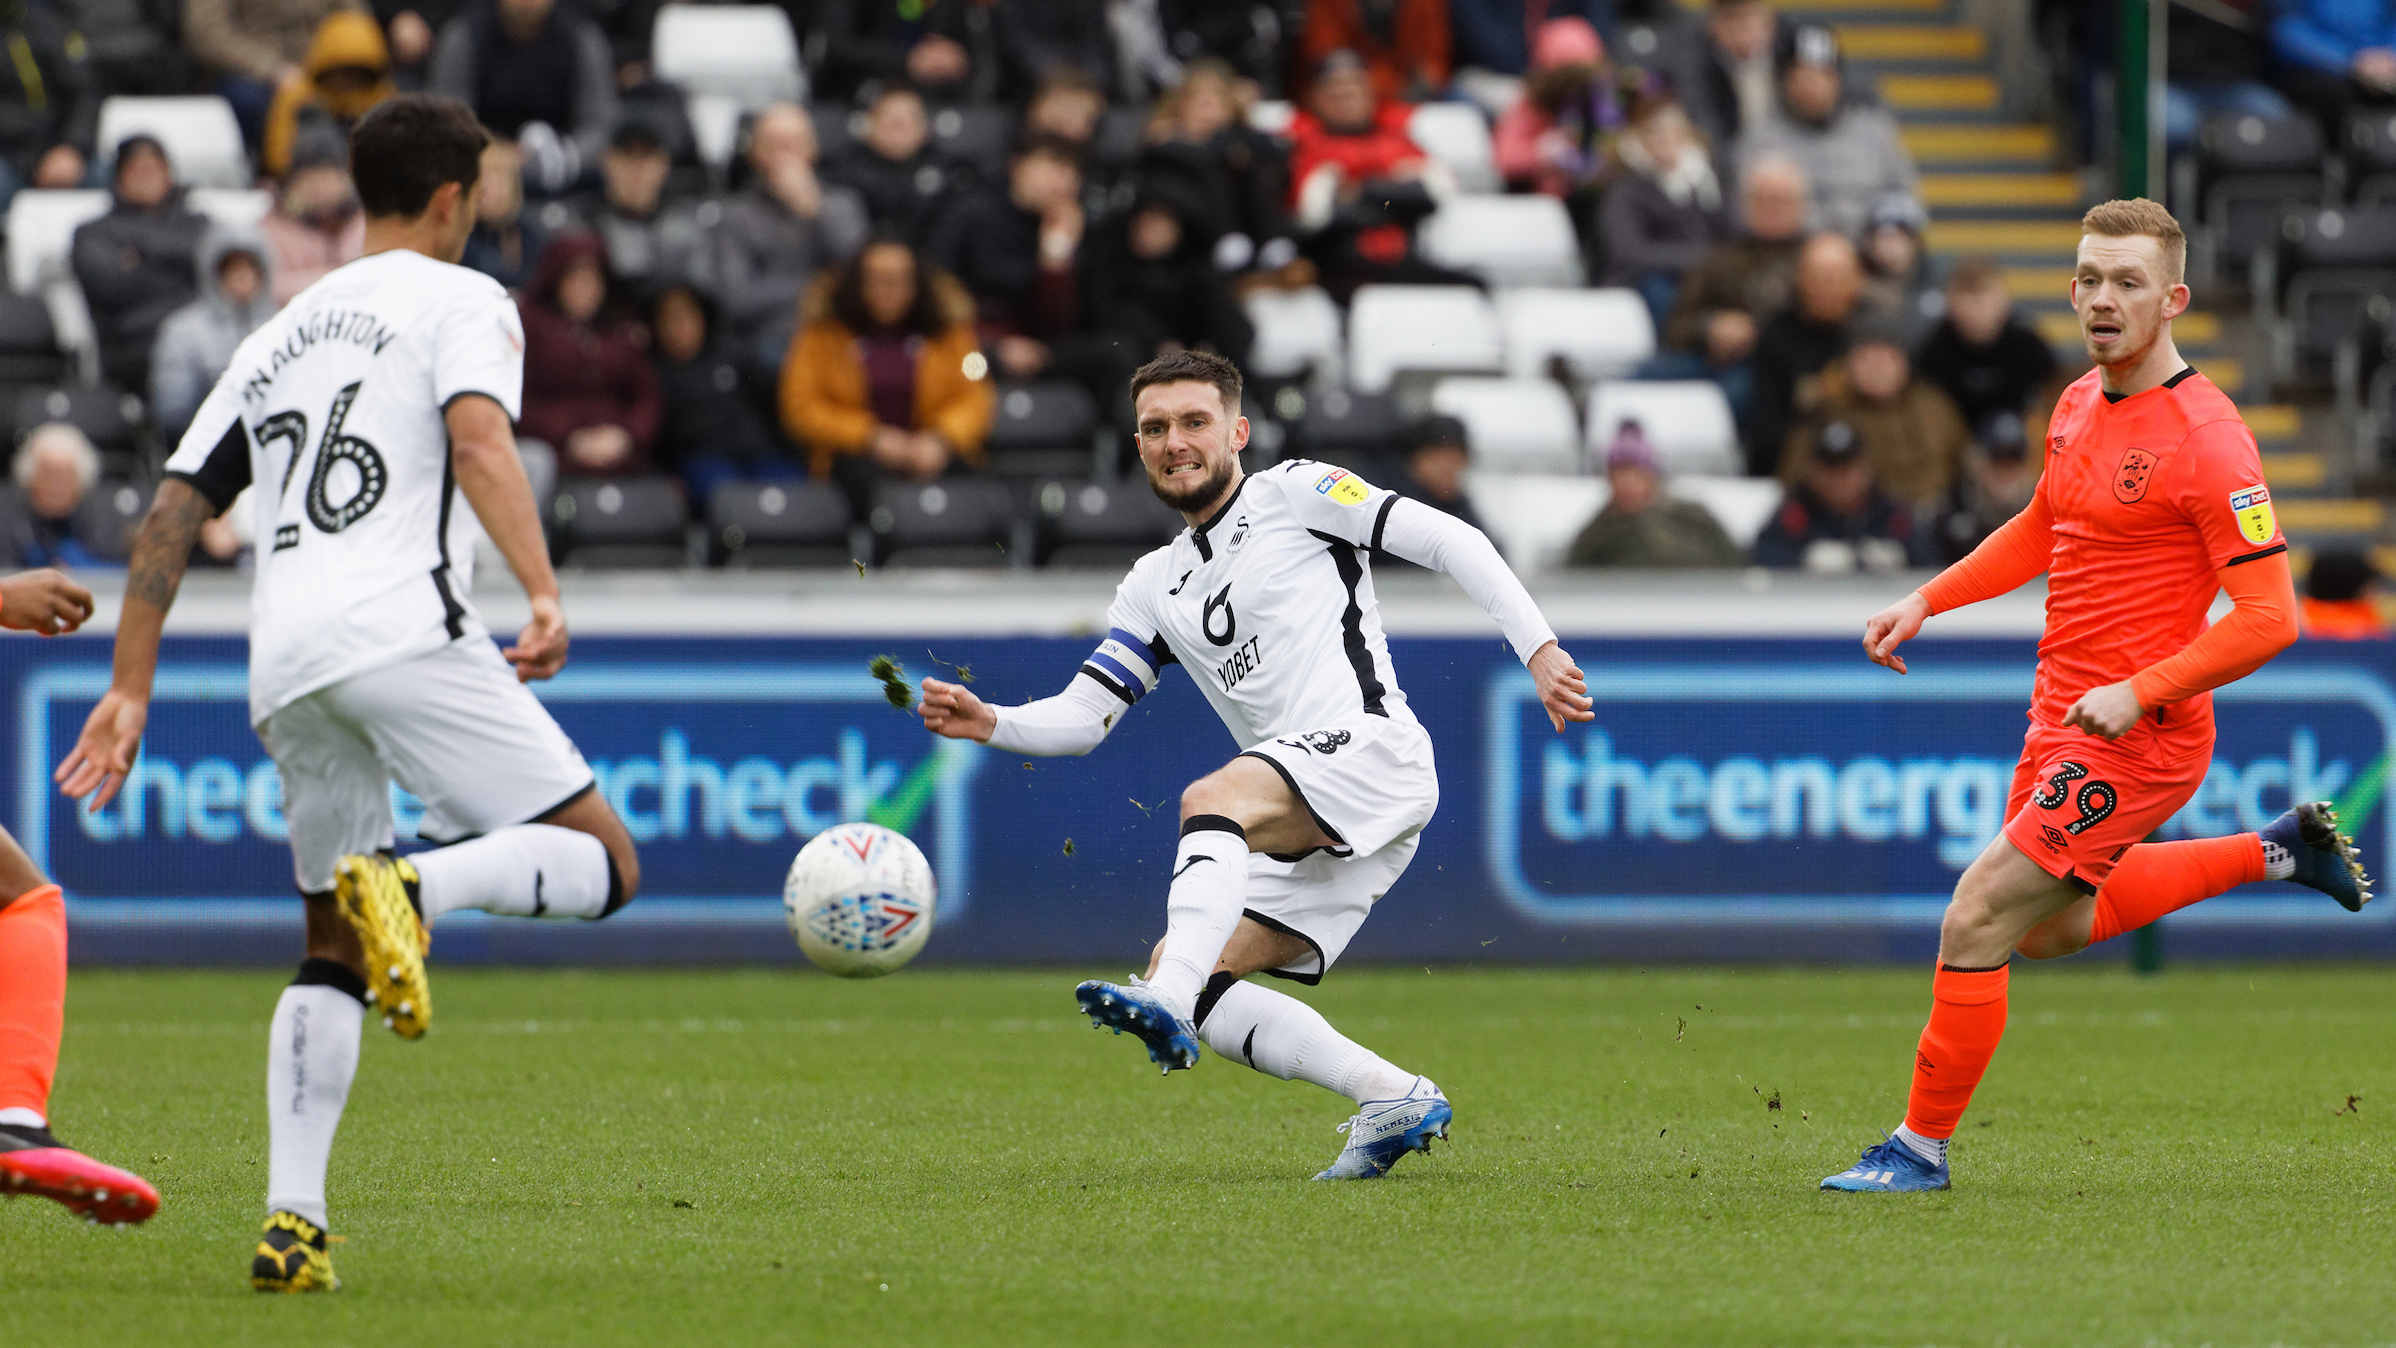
[2001,719,2212,893]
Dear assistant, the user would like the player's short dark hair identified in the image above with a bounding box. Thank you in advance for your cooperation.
[1129,350,1243,417]
[350,94,490,220]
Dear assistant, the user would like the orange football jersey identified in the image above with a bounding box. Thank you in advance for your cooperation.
[2031,367,2285,749]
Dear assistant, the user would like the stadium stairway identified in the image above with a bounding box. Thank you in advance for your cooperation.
[1782,0,2387,560]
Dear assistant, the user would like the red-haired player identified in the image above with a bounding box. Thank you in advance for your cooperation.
[0,567,158,1224]
[1824,199,2371,1192]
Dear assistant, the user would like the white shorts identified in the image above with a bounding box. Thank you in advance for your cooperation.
[257,637,595,893]
[1236,715,1438,983]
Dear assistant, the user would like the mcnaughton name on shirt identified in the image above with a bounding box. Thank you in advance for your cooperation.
[238,309,399,409]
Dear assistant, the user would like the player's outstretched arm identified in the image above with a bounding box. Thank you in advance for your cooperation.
[918,670,1124,756]
[919,677,997,742]
[447,394,567,682]
[56,480,212,808]
[0,569,94,637]
[1374,497,1592,731]
[1867,493,2056,675]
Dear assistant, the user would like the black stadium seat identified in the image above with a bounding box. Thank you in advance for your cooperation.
[868,476,1015,567]
[550,476,690,568]
[1033,477,1181,569]
[2197,114,2329,280]
[1291,387,1402,471]
[74,478,151,561]
[13,384,143,462]
[985,380,1103,479]
[708,479,852,567]
[2348,108,2396,205]
[2271,206,2396,389]
[0,295,69,387]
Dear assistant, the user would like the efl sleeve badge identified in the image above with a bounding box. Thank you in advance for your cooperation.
[2229,485,2276,545]
[1313,468,1372,506]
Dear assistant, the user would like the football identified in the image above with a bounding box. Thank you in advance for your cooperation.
[783,821,937,977]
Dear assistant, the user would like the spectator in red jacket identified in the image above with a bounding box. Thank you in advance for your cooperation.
[1288,50,1475,299]
[1298,0,1450,105]
[518,232,661,477]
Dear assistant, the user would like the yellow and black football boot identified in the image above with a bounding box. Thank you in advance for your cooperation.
[336,852,431,1038]
[251,1209,339,1292]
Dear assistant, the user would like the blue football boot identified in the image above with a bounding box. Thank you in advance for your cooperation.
[1820,1136,1950,1192]
[2263,801,2373,912]
[1075,977,1201,1073]
[1314,1078,1453,1180]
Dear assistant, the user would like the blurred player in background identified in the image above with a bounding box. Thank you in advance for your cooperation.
[918,351,1592,1180]
[56,95,641,1288]
[1825,200,2370,1194]
[0,568,159,1227]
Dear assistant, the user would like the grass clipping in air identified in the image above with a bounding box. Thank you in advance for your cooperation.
[870,655,914,710]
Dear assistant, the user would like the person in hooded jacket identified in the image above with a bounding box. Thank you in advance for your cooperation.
[1734,24,1917,239]
[1082,182,1254,369]
[263,8,395,176]
[70,135,207,398]
[518,231,661,478]
[150,225,278,443]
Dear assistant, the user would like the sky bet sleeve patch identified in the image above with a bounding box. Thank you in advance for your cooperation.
[1313,467,1371,506]
[2229,484,2275,546]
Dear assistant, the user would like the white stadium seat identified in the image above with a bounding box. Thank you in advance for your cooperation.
[1247,100,1295,137]
[1497,286,1655,380]
[189,188,273,231]
[652,5,806,107]
[1418,194,1583,287]
[7,189,108,293]
[1462,472,1606,571]
[1243,285,1343,382]
[1585,380,1741,477]
[1670,476,1783,548]
[686,93,744,170]
[97,96,249,188]
[1346,285,1501,394]
[1406,102,1498,191]
[1430,377,1581,474]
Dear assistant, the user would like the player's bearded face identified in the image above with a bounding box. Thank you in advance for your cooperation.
[1136,385,1245,513]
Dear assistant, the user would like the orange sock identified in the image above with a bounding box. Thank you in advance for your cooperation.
[0,884,66,1119]
[1902,963,2009,1140]
[2088,834,2266,944]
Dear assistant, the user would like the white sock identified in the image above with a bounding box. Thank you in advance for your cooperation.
[1893,1123,1948,1167]
[2262,838,2296,880]
[265,978,363,1227]
[411,825,613,923]
[1196,979,1416,1104]
[1147,818,1252,1020]
[0,1106,45,1129]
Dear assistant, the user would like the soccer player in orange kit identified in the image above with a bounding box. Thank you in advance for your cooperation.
[1821,199,2372,1193]
[0,567,159,1224]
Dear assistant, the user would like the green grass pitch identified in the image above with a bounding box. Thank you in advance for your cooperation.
[5,964,2393,1347]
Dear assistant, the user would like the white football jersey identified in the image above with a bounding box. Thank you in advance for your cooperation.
[1084,460,1419,748]
[164,249,525,724]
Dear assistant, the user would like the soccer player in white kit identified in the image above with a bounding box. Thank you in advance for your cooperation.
[55,96,643,1289]
[918,352,1592,1179]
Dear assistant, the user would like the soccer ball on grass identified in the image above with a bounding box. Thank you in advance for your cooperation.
[783,822,936,977]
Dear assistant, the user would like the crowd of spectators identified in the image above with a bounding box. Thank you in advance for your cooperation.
[31,0,2339,576]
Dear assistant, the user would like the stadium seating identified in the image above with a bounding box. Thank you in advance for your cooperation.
[1496,287,1656,381]
[707,479,853,567]
[650,5,806,109]
[74,478,151,560]
[2348,108,2396,205]
[550,476,692,568]
[12,385,144,465]
[986,380,1105,479]
[1406,103,1498,192]
[2195,114,2328,286]
[1584,381,1741,477]
[1418,194,1583,287]
[0,294,70,387]
[929,105,1013,179]
[95,96,248,188]
[685,94,745,172]
[188,188,273,231]
[6,190,109,294]
[1461,472,1607,571]
[1287,387,1402,470]
[867,476,1017,567]
[2265,205,2396,395]
[1032,476,1182,568]
[1243,285,1344,384]
[1671,476,1783,549]
[1247,101,1295,137]
[1429,377,1580,474]
[1346,285,1502,394]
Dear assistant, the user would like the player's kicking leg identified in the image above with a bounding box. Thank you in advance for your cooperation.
[0,826,158,1226]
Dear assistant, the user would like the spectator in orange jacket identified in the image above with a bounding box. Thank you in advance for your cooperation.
[1298,0,1450,105]
[262,9,393,177]
[779,237,995,505]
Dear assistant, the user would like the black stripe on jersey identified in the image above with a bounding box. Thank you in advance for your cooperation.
[2225,542,2288,567]
[168,418,254,512]
[1148,632,1178,667]
[1079,661,1139,706]
[428,440,465,639]
[1305,529,1388,717]
[1368,494,1397,553]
